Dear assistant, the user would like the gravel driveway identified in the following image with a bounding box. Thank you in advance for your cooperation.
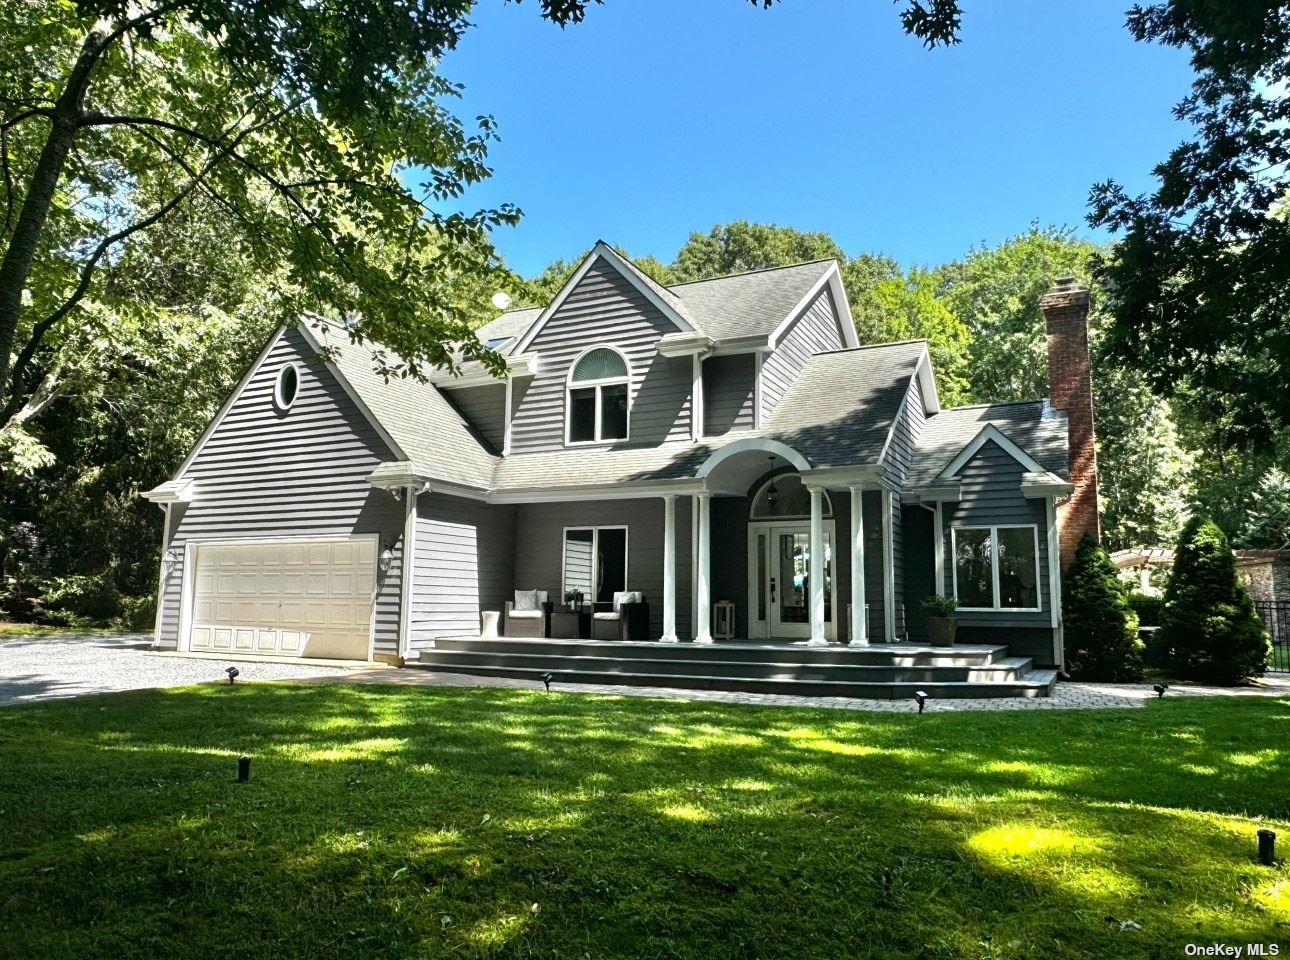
[0,634,352,706]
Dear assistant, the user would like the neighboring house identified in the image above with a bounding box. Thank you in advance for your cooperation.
[145,243,1097,669]
[1112,547,1290,602]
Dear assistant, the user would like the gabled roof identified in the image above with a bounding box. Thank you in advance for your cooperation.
[906,401,1069,490]
[475,252,855,357]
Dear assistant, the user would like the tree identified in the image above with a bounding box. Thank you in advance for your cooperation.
[1063,533,1144,682]
[1237,467,1290,549]
[670,222,846,282]
[1159,516,1270,685]
[1088,2,1290,452]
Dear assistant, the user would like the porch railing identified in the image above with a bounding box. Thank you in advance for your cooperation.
[1254,600,1290,673]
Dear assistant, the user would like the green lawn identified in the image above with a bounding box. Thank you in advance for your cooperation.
[0,622,120,637]
[1,685,1287,959]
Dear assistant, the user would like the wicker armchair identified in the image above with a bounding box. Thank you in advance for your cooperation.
[590,591,650,642]
[504,590,552,638]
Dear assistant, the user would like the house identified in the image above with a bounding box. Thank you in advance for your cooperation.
[144,243,1097,678]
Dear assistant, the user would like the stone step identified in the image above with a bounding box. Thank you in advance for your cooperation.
[428,636,1010,668]
[405,660,1057,700]
[413,649,1036,684]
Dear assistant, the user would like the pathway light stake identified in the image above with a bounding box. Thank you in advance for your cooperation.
[238,757,251,783]
[225,666,240,684]
[542,672,554,692]
[914,690,928,714]
[1259,829,1277,866]
[1152,683,1169,698]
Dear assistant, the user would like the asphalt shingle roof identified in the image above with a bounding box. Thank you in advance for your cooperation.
[906,401,1070,489]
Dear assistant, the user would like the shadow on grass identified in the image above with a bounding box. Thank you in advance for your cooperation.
[0,683,1287,958]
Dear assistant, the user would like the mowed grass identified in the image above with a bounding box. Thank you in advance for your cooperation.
[1,685,1288,959]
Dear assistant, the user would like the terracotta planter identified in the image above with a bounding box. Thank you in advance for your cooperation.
[927,616,957,647]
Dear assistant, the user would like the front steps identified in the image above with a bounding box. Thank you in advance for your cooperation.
[410,637,1058,699]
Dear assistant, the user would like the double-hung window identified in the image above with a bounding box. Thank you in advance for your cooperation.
[952,525,1042,611]
[567,347,629,444]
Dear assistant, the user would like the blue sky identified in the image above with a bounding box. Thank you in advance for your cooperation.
[436,0,1195,278]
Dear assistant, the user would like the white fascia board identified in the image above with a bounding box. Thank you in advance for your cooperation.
[429,353,537,388]
[1021,471,1075,499]
[799,463,886,488]
[766,261,855,350]
[905,482,962,503]
[708,336,772,355]
[913,344,941,414]
[296,322,408,462]
[875,351,934,469]
[142,478,196,504]
[657,332,715,358]
[488,480,706,505]
[937,424,1047,480]
[167,325,288,481]
[367,464,489,502]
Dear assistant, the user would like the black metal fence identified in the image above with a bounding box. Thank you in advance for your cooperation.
[1254,600,1290,673]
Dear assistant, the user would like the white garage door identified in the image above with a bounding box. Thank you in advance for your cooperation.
[188,538,375,660]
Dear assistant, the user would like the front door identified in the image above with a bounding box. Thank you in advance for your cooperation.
[765,524,833,639]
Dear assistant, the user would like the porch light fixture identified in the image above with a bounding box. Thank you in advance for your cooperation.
[914,690,928,714]
[542,672,554,692]
[162,547,179,578]
[379,545,395,575]
[225,666,239,684]
[766,456,779,509]
[1153,683,1169,698]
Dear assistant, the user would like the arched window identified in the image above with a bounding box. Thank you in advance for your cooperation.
[750,473,833,519]
[566,347,630,443]
[273,363,300,412]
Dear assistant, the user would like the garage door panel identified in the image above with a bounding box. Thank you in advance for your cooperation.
[189,538,373,661]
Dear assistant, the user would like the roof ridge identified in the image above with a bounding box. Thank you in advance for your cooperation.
[665,258,837,289]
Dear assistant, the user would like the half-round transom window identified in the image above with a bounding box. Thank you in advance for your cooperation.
[567,347,629,443]
[751,473,834,519]
[274,363,300,412]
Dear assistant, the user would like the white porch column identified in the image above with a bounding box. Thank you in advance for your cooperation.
[882,488,896,642]
[933,499,945,596]
[695,492,713,643]
[849,484,867,645]
[660,494,678,642]
[808,485,827,645]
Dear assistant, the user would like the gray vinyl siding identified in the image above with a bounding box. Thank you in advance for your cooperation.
[759,287,845,420]
[510,259,693,453]
[882,380,928,640]
[902,505,935,642]
[411,493,515,643]
[703,354,755,436]
[890,491,905,639]
[512,498,693,640]
[156,327,405,655]
[941,439,1056,664]
[861,490,886,642]
[442,384,506,454]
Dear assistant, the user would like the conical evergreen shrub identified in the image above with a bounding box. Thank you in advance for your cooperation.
[1063,534,1144,681]
[1159,516,1270,685]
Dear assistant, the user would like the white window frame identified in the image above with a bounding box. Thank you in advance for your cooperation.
[560,525,630,603]
[564,346,631,446]
[273,362,301,412]
[950,524,1043,613]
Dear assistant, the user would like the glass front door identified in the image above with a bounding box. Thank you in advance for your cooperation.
[767,525,832,639]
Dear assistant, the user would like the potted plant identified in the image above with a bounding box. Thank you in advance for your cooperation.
[563,589,585,611]
[923,595,958,647]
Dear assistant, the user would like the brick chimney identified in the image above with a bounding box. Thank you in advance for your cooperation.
[1042,277,1099,571]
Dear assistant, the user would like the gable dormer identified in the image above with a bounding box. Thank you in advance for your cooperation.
[507,244,698,454]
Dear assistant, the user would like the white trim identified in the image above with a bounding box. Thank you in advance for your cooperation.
[559,525,630,605]
[949,524,1045,613]
[272,362,301,412]
[747,519,839,641]
[398,487,418,659]
[177,533,380,662]
[152,503,172,646]
[808,486,827,645]
[875,346,939,469]
[660,495,678,642]
[1046,497,1064,666]
[488,480,705,505]
[695,492,712,643]
[564,344,632,447]
[691,495,699,640]
[765,262,859,351]
[697,437,811,478]
[882,489,895,641]
[691,353,704,440]
[937,424,1045,481]
[753,351,764,429]
[502,376,513,455]
[849,484,866,645]
[428,353,537,388]
[513,242,694,355]
[934,499,945,596]
[747,525,766,638]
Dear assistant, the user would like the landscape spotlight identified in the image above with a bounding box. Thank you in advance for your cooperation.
[225,666,240,684]
[1153,683,1169,698]
[1259,829,1277,866]
[542,672,554,692]
[914,690,928,714]
[238,757,251,783]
